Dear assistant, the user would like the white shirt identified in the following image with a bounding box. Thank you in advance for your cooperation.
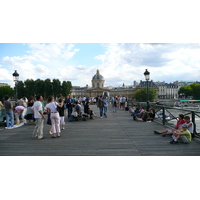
[187,121,194,134]
[46,102,58,113]
[32,101,43,118]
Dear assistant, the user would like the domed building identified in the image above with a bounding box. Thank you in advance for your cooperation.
[92,69,105,88]
[71,69,110,97]
[87,69,110,97]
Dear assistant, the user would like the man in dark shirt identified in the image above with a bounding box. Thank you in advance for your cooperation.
[4,95,14,129]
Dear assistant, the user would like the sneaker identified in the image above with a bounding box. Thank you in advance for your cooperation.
[49,131,53,135]
[6,127,14,129]
[61,127,65,130]
[38,137,45,140]
[162,133,166,137]
[170,140,178,144]
[154,131,160,134]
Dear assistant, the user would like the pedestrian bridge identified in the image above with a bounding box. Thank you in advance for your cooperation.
[0,105,200,156]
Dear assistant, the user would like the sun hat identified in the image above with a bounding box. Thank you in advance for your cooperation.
[182,123,188,128]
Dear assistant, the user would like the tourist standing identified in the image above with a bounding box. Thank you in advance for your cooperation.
[97,95,104,118]
[0,101,3,117]
[31,94,46,139]
[103,95,109,118]
[26,96,35,124]
[46,96,63,138]
[58,98,65,130]
[4,96,14,129]
[66,96,73,118]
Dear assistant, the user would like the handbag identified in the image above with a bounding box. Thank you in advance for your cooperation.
[72,111,78,117]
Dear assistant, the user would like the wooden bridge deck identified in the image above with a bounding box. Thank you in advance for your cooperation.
[0,105,200,156]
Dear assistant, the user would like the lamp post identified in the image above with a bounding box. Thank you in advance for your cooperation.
[144,69,150,111]
[12,70,19,104]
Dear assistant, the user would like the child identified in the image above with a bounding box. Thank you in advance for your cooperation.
[170,123,192,144]
[184,115,194,138]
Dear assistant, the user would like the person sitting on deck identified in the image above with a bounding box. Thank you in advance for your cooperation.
[147,108,155,121]
[134,108,156,122]
[170,123,192,144]
[84,102,96,119]
[184,115,194,138]
[133,107,144,120]
[129,105,136,114]
[68,101,82,122]
[154,114,185,136]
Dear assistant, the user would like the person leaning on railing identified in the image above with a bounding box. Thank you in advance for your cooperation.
[154,114,185,136]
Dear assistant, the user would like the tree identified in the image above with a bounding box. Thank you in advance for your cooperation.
[178,83,200,99]
[52,79,61,98]
[62,81,71,97]
[24,79,35,97]
[16,81,25,99]
[133,87,158,102]
[178,86,192,98]
[34,79,45,97]
[44,79,53,99]
[0,86,14,101]
[66,81,72,96]
[189,83,200,99]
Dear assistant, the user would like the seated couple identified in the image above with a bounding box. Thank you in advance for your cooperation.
[68,101,82,122]
[84,102,96,119]
[154,115,193,144]
[133,108,155,122]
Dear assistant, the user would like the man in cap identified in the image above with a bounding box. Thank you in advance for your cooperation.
[170,123,192,144]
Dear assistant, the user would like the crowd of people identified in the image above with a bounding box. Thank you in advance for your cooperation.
[1,94,195,144]
[1,94,112,139]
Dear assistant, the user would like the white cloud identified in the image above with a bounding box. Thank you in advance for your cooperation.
[1,43,200,88]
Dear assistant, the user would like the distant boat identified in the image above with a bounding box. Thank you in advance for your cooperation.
[174,100,200,111]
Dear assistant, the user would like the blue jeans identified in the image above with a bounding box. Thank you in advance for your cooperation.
[6,110,14,127]
[103,106,107,117]
[68,106,73,118]
[99,107,103,117]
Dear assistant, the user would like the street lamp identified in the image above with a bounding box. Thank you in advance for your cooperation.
[144,69,150,111]
[12,70,19,104]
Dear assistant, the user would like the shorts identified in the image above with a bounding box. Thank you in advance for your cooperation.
[180,135,190,144]
[167,130,172,133]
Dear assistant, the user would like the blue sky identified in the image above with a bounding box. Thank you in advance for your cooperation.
[1,43,200,88]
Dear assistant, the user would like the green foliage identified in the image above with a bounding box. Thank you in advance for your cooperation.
[16,81,25,98]
[52,79,62,98]
[44,79,53,99]
[62,81,70,97]
[9,78,73,100]
[24,79,35,97]
[133,87,158,102]
[35,79,45,97]
[0,86,14,101]
[178,83,200,99]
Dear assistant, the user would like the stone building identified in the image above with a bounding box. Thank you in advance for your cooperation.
[71,69,180,99]
[71,69,135,98]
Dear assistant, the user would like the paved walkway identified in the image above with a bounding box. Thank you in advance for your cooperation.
[0,105,200,156]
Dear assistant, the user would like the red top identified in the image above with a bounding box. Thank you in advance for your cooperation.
[175,119,185,129]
